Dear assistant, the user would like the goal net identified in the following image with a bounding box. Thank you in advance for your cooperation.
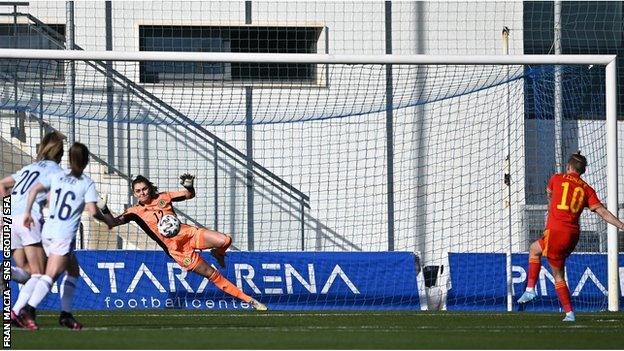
[1,50,618,312]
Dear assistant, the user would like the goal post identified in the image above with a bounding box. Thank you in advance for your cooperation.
[605,59,618,312]
[0,49,618,312]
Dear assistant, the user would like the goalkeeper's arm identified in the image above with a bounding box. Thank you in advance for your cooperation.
[179,173,196,199]
[89,203,117,229]
[97,194,111,215]
[95,194,128,229]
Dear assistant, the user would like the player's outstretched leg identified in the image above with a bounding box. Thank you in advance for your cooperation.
[192,260,267,310]
[249,298,268,311]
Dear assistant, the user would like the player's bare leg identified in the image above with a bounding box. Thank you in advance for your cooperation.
[192,260,266,310]
[201,229,232,268]
[518,241,542,304]
[11,249,31,284]
[23,244,46,276]
[551,264,575,322]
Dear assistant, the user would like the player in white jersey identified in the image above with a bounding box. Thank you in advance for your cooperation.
[2,132,90,330]
[14,142,112,331]
[0,132,76,326]
[0,132,64,284]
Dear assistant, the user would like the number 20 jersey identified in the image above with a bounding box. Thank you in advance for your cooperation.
[546,172,602,234]
[10,160,63,219]
[40,170,98,241]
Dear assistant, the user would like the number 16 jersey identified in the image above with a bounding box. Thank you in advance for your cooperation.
[40,170,98,241]
[546,172,602,234]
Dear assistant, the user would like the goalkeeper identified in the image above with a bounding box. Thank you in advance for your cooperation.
[100,174,267,311]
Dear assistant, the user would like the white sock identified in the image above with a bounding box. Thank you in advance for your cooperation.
[27,275,53,309]
[60,275,78,313]
[525,287,535,293]
[11,266,31,284]
[12,274,41,314]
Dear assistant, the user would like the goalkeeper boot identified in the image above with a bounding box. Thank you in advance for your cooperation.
[250,298,268,311]
[210,234,232,268]
[59,311,83,330]
[562,311,575,322]
[517,290,537,304]
[18,305,38,331]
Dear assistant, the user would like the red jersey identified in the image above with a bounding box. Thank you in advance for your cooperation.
[545,172,602,233]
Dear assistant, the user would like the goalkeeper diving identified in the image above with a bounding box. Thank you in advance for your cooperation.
[100,173,267,310]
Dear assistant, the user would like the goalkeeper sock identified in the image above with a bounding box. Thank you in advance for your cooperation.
[12,274,41,313]
[27,275,54,309]
[60,275,78,313]
[209,270,252,303]
[555,280,573,313]
[526,257,541,290]
[11,266,31,284]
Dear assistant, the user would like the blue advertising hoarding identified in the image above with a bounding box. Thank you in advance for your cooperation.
[447,252,624,311]
[10,251,421,311]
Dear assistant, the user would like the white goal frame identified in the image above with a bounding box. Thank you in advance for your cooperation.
[0,49,618,311]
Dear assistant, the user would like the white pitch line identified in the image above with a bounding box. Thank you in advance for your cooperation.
[31,311,624,321]
[13,324,622,333]
[14,325,620,333]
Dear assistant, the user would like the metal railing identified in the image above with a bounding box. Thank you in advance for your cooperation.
[1,11,311,250]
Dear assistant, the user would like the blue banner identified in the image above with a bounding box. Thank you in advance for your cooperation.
[447,252,624,311]
[447,253,507,311]
[11,251,421,311]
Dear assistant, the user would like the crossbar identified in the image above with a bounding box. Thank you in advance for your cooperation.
[0,49,616,65]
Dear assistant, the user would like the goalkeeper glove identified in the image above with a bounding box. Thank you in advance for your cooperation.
[97,194,111,215]
[180,173,195,189]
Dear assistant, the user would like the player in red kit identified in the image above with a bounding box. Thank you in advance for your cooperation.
[517,152,624,321]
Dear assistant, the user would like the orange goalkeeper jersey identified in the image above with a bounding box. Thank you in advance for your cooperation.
[119,191,188,255]
[546,172,602,234]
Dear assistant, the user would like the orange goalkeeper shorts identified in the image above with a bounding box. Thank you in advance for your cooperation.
[163,224,209,271]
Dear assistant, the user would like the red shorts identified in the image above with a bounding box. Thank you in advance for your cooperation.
[163,224,209,271]
[538,228,579,269]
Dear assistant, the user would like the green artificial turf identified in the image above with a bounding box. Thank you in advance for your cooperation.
[10,310,624,349]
